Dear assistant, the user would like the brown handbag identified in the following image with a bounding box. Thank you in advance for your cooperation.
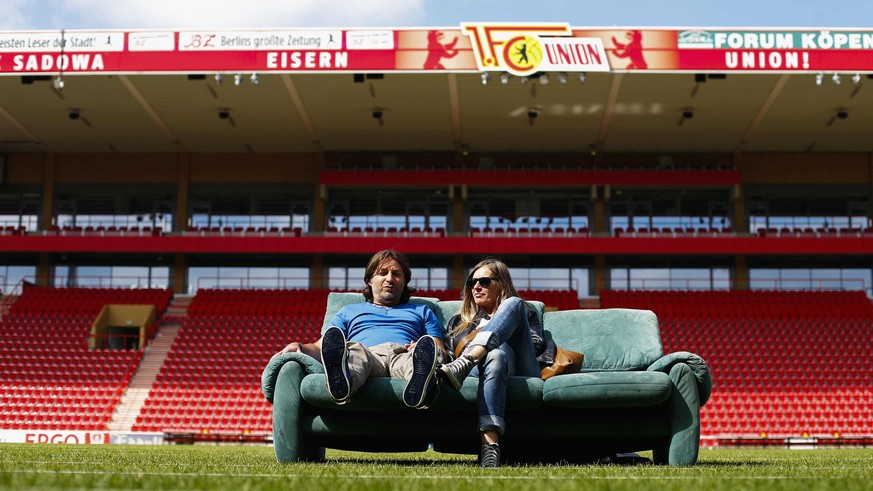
[452,323,482,358]
[540,346,584,380]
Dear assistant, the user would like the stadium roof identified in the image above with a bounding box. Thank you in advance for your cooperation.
[2,25,873,155]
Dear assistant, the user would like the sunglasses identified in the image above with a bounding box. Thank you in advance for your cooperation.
[466,276,499,289]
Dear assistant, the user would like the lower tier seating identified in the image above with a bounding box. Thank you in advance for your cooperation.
[0,312,140,430]
[132,290,325,434]
[601,289,873,438]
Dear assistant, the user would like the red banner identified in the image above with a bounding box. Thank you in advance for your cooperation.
[2,27,873,75]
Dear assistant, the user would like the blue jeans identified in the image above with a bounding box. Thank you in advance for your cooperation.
[466,296,540,435]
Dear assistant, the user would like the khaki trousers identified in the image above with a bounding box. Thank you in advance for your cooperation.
[344,338,448,395]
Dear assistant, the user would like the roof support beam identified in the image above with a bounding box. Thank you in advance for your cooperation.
[596,73,623,151]
[447,74,462,149]
[280,74,322,153]
[0,103,41,146]
[735,74,790,153]
[118,75,180,146]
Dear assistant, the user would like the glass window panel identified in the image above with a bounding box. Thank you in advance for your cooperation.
[610,216,630,231]
[610,268,629,290]
[149,267,170,289]
[328,267,365,291]
[188,267,218,294]
[810,269,841,290]
[110,266,148,288]
[525,268,570,290]
[327,267,347,290]
[779,269,811,290]
[840,269,870,292]
[630,268,669,290]
[216,267,247,289]
[712,268,731,290]
[246,268,279,289]
[53,266,70,287]
[9,266,35,284]
[279,268,310,289]
[409,267,448,290]
[571,268,589,297]
[750,269,779,290]
[75,266,110,287]
[0,266,35,293]
[670,269,709,290]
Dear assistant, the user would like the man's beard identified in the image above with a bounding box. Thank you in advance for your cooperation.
[375,289,399,304]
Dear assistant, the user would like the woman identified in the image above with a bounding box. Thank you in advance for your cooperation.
[438,258,553,468]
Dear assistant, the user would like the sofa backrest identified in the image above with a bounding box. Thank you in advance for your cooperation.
[320,292,443,334]
[440,299,545,330]
[321,292,543,335]
[544,308,663,372]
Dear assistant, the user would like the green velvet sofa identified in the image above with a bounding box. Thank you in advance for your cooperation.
[261,292,712,465]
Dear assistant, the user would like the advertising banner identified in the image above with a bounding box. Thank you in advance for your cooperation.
[1,26,872,75]
[0,430,110,444]
[0,429,164,445]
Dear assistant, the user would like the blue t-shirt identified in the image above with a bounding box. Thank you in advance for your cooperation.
[328,302,444,346]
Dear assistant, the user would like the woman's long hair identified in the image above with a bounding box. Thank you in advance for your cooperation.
[454,257,520,330]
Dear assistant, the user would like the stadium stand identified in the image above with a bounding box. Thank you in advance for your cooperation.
[0,287,171,431]
[1,285,582,435]
[131,289,326,434]
[1,285,869,442]
[600,290,873,440]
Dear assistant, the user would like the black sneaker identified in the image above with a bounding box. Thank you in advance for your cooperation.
[480,442,500,468]
[439,354,476,390]
[320,326,351,405]
[402,336,438,408]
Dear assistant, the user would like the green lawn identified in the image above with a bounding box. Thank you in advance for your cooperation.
[1,444,872,491]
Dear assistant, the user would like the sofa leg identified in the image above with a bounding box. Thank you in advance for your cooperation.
[652,442,669,465]
[300,444,326,462]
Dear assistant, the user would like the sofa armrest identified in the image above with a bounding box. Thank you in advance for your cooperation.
[647,351,712,406]
[261,352,324,403]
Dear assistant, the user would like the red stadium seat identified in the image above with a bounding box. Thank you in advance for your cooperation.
[601,289,873,439]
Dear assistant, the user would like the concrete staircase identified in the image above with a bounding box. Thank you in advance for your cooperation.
[0,295,15,320]
[164,295,193,322]
[107,324,180,431]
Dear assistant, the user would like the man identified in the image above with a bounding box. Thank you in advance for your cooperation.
[273,249,447,408]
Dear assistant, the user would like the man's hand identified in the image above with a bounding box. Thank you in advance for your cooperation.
[272,342,304,359]
[272,338,323,362]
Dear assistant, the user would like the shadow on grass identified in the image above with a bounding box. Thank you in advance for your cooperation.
[325,457,475,467]
[695,460,771,468]
[324,457,773,468]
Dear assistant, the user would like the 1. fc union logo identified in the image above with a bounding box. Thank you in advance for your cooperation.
[461,22,611,76]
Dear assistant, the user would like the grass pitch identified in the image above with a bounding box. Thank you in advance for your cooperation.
[1,444,872,490]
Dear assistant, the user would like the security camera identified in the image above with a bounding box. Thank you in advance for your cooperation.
[68,110,80,120]
[218,110,230,119]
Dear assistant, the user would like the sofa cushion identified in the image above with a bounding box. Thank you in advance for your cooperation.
[544,308,664,372]
[542,371,671,408]
[300,374,543,411]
